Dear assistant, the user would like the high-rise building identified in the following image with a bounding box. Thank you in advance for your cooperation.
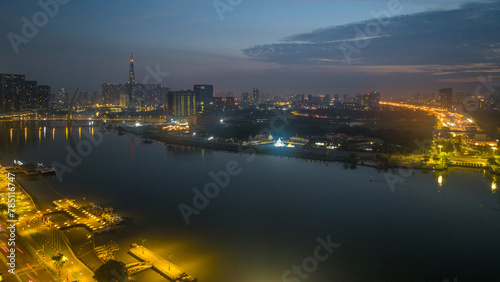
[368,91,380,109]
[167,90,197,117]
[36,85,50,109]
[242,92,249,108]
[253,88,259,107]
[358,92,380,110]
[0,73,25,112]
[193,84,213,112]
[323,94,331,105]
[25,80,38,109]
[91,91,101,106]
[57,88,68,108]
[102,83,127,105]
[103,54,170,110]
[0,74,50,112]
[160,86,171,106]
[119,93,128,108]
[129,53,135,85]
[439,88,453,108]
[213,97,224,111]
[225,97,235,108]
[295,94,305,103]
[127,53,136,108]
[310,96,322,104]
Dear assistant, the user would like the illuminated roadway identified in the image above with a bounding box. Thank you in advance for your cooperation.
[380,101,480,131]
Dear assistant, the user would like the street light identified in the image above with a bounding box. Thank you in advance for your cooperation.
[438,145,443,154]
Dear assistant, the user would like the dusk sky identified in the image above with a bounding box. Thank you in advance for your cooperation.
[1,0,499,97]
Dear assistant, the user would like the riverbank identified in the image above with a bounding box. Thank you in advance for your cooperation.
[0,167,95,281]
[120,127,497,173]
[121,127,382,163]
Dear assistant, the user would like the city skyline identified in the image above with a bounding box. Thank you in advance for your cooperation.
[3,1,500,281]
[1,0,499,97]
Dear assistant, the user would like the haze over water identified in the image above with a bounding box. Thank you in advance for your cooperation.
[1,121,500,281]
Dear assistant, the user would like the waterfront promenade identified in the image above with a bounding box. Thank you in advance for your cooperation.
[0,166,95,281]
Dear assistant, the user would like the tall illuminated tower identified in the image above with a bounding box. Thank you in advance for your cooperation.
[129,53,135,84]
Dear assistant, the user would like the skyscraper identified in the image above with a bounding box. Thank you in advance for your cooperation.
[0,73,25,112]
[103,54,167,110]
[253,88,259,106]
[129,53,135,85]
[0,74,50,112]
[25,80,38,109]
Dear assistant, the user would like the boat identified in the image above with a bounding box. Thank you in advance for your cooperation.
[38,167,56,175]
[95,225,117,234]
[36,162,56,175]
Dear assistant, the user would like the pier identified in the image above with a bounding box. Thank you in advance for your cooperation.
[41,199,108,232]
[129,244,197,281]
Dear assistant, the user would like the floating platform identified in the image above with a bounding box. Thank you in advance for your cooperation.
[129,244,197,281]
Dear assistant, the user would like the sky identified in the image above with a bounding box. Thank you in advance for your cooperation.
[0,0,499,97]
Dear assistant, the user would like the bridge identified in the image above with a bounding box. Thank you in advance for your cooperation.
[4,116,166,122]
[129,244,197,281]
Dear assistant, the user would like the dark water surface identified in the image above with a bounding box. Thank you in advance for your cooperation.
[1,121,500,282]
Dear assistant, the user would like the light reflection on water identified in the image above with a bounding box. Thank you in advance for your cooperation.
[2,121,500,281]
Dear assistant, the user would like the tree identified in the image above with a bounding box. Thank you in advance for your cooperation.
[51,254,67,269]
[93,260,127,282]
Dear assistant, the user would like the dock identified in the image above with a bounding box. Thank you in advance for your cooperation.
[129,244,197,281]
[42,199,108,232]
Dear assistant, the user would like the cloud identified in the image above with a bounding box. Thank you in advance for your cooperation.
[436,76,500,83]
[243,1,500,68]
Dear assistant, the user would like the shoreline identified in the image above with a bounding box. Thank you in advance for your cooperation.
[120,127,494,173]
[0,167,96,281]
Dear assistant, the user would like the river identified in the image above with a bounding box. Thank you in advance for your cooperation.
[1,121,500,281]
